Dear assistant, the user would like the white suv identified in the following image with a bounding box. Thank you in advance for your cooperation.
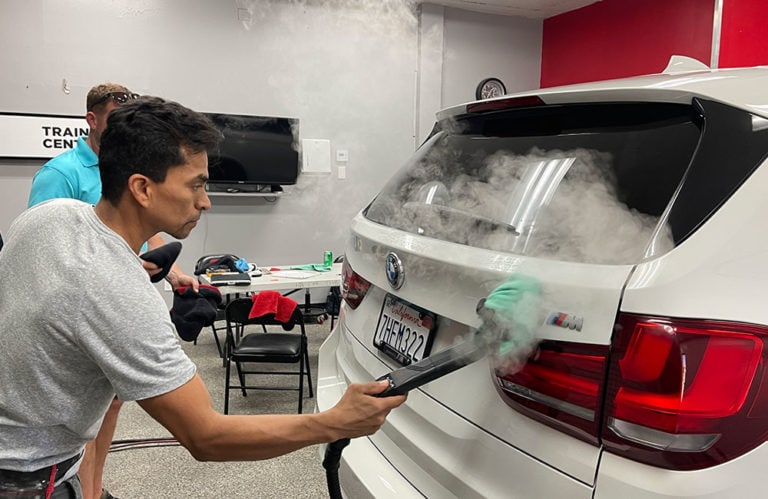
[317,62,768,498]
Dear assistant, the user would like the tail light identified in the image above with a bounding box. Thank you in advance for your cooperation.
[603,314,768,470]
[496,313,768,470]
[341,260,371,310]
[495,340,608,445]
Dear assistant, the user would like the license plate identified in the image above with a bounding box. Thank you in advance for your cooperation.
[373,294,436,365]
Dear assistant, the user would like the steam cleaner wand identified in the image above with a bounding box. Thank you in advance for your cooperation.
[322,274,541,499]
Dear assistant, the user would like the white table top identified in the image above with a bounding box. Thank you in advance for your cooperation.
[199,262,343,295]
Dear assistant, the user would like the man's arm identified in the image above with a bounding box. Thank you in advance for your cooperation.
[137,374,405,461]
[143,233,198,290]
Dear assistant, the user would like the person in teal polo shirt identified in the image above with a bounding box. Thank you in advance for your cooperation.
[28,82,198,288]
[29,83,128,208]
[28,135,101,206]
[27,83,199,499]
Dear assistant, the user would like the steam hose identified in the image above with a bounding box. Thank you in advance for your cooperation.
[322,438,350,499]
[322,274,541,498]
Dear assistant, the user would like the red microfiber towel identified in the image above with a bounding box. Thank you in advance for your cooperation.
[249,290,298,323]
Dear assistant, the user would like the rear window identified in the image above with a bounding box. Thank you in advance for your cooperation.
[365,100,768,265]
[365,103,699,264]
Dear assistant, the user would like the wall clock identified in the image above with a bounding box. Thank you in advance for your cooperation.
[476,77,506,100]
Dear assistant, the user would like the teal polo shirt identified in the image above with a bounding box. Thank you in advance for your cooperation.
[28,136,101,208]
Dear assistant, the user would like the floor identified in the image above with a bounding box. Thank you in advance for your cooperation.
[102,319,333,498]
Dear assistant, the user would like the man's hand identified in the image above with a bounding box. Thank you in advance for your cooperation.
[168,267,199,291]
[318,380,407,440]
[141,261,199,291]
[141,259,164,280]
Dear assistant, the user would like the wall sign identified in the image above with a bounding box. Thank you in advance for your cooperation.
[0,112,88,159]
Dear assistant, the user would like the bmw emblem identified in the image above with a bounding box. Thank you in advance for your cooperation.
[385,252,404,290]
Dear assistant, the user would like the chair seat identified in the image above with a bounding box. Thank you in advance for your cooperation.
[233,333,302,360]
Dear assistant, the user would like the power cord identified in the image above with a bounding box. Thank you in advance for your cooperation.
[109,438,180,454]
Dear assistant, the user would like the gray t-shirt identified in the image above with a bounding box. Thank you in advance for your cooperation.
[0,199,196,471]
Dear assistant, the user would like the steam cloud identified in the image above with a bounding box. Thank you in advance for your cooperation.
[377,145,674,265]
[228,0,421,247]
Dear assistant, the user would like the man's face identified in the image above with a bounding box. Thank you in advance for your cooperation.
[147,149,211,240]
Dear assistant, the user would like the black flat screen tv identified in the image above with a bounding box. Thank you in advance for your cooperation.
[205,113,299,191]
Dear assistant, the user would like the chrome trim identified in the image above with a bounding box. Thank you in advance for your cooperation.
[498,378,595,422]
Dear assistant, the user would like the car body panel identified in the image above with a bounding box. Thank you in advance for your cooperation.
[593,445,768,499]
[325,216,634,489]
[622,159,768,323]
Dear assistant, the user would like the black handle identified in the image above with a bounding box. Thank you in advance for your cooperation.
[375,337,484,397]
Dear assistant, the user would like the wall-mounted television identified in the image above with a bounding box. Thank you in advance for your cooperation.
[205,113,299,192]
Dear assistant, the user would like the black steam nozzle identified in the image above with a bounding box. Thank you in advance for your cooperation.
[375,335,486,397]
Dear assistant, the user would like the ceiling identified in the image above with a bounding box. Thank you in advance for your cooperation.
[423,0,601,18]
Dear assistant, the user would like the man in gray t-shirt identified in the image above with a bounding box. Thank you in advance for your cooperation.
[0,198,197,472]
[0,97,405,498]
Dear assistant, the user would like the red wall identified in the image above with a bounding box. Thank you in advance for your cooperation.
[541,0,714,88]
[719,0,768,67]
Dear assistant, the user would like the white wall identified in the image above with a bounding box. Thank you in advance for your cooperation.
[0,0,542,301]
[415,5,542,143]
[442,7,542,108]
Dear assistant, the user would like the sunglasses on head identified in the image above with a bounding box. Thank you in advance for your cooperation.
[91,91,140,109]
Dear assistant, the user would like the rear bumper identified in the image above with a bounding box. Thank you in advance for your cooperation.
[317,437,425,499]
[316,320,594,498]
[317,325,424,498]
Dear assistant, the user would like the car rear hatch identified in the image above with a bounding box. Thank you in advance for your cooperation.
[320,88,768,497]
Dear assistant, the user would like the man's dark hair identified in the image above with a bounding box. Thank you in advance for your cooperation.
[99,96,222,204]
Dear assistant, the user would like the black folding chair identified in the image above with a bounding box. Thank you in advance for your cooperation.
[223,298,313,414]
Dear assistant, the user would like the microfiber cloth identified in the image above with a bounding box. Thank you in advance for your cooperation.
[477,273,542,361]
[290,264,332,272]
[171,284,222,342]
[249,290,298,330]
[140,241,182,283]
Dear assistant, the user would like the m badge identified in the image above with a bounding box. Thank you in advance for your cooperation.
[547,312,583,332]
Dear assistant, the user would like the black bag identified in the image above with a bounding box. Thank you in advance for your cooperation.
[194,254,241,275]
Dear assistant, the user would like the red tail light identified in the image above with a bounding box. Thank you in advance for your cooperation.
[603,314,768,470]
[341,260,371,310]
[495,340,609,445]
[496,313,768,470]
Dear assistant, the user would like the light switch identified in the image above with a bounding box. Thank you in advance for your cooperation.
[338,166,346,179]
